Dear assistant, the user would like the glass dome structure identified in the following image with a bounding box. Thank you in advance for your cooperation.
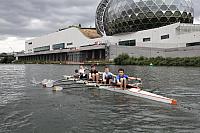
[95,0,194,36]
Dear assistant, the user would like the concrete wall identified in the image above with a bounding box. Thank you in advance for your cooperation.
[109,45,200,60]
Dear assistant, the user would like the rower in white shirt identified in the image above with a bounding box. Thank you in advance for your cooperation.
[79,65,87,80]
[102,66,114,84]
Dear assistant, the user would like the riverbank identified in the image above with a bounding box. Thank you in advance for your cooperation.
[13,60,114,65]
[12,54,200,67]
[114,54,200,67]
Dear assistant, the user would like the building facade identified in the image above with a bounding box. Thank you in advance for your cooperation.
[106,23,200,48]
[16,0,200,63]
[25,27,102,54]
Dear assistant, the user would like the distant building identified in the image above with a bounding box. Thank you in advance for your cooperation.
[25,27,102,54]
[16,0,200,63]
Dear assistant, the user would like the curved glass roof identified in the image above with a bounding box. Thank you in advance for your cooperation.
[96,0,194,36]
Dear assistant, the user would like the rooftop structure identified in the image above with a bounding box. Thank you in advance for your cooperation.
[96,0,194,36]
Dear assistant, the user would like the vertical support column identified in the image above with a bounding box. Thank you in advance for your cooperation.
[50,54,52,62]
[42,55,44,62]
[92,50,95,60]
[99,50,102,59]
[84,52,87,61]
[45,55,47,62]
[64,53,67,62]
[49,54,52,62]
[47,54,49,62]
[56,54,59,62]
[53,54,55,61]
[59,53,62,62]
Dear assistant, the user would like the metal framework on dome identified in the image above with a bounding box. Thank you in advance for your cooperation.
[96,0,194,36]
[95,0,110,36]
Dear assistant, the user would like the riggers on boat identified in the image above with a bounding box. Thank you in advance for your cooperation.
[61,75,177,105]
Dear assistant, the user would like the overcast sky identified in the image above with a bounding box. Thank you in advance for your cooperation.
[0,0,200,53]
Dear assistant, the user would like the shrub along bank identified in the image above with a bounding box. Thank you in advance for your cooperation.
[0,53,15,64]
[114,54,200,67]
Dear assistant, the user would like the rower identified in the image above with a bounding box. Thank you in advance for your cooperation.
[102,66,113,84]
[116,68,141,89]
[79,65,87,80]
[73,69,80,79]
[89,64,99,83]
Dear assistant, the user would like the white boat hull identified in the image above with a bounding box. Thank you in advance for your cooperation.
[98,86,177,105]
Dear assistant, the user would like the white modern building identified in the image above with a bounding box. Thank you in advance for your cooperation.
[107,23,200,48]
[25,27,102,54]
[25,23,200,53]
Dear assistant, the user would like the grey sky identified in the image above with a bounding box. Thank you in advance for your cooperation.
[0,0,100,38]
[0,0,200,52]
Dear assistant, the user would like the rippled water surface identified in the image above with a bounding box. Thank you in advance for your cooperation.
[0,64,200,133]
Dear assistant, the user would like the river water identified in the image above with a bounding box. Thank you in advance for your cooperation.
[0,64,200,133]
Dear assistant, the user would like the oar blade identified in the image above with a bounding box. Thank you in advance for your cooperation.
[52,86,63,91]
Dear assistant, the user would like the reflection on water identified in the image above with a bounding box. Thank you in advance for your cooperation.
[0,64,200,133]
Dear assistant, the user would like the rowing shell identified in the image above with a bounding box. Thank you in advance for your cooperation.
[98,85,177,105]
[58,75,177,105]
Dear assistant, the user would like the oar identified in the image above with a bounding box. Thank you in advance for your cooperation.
[53,83,74,86]
[53,85,86,91]
[128,78,143,88]
[63,75,73,79]
[52,86,63,91]
[41,75,73,85]
[53,79,70,83]
[42,75,78,88]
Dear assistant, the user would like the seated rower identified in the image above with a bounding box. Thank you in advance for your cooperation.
[89,65,99,83]
[102,66,113,84]
[73,69,80,79]
[116,68,141,90]
[79,65,87,80]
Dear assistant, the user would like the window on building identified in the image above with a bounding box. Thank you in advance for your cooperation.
[67,43,73,46]
[119,40,136,46]
[161,34,169,40]
[33,46,50,53]
[52,43,65,50]
[186,42,200,47]
[143,37,151,42]
[28,42,32,45]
